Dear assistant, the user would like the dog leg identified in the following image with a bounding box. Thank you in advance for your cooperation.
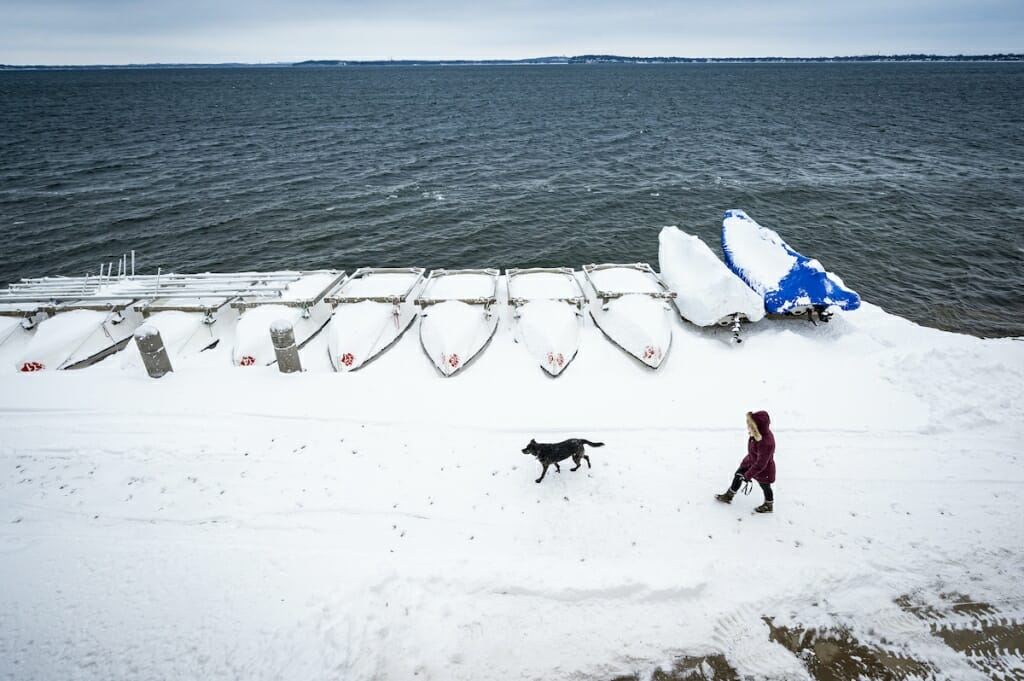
[571,453,582,471]
[583,453,591,469]
[536,463,549,483]
[554,462,561,473]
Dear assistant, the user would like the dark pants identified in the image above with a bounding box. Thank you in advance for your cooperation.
[730,467,773,502]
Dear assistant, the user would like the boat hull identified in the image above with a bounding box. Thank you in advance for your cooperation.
[589,294,672,369]
[419,300,499,377]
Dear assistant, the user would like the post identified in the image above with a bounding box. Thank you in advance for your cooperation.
[134,325,173,378]
[270,320,302,373]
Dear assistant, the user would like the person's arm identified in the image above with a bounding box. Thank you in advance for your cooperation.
[743,438,774,481]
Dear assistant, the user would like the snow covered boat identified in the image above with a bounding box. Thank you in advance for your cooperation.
[658,226,765,343]
[722,209,861,322]
[582,263,676,369]
[416,269,500,377]
[0,304,48,371]
[323,267,426,372]
[0,270,152,371]
[506,267,585,376]
[230,271,346,367]
[15,300,142,372]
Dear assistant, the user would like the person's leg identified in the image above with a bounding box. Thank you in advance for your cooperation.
[730,467,747,492]
[755,482,774,513]
[716,468,747,503]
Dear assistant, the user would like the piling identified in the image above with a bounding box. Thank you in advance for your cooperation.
[270,320,302,373]
[135,325,173,378]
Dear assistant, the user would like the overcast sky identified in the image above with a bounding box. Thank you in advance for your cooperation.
[2,0,1022,65]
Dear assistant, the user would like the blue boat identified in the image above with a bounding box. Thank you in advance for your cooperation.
[721,210,860,319]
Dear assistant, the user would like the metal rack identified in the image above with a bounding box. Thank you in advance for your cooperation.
[581,263,677,302]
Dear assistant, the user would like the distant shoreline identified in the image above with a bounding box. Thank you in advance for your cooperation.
[2,53,1022,70]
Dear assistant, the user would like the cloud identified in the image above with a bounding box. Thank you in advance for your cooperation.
[1,0,1021,64]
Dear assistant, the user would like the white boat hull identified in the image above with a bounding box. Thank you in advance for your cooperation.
[328,300,417,372]
[419,300,498,377]
[122,308,234,371]
[516,300,581,376]
[16,309,142,371]
[658,226,765,326]
[233,302,332,367]
[0,317,35,372]
[590,294,673,369]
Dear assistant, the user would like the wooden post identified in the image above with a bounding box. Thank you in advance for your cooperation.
[134,325,173,378]
[270,320,302,373]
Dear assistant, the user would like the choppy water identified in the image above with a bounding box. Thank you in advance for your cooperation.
[1,63,1022,337]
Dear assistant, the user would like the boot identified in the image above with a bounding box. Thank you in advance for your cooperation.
[754,500,774,514]
[715,489,735,504]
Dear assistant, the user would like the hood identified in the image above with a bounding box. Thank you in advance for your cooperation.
[746,410,771,441]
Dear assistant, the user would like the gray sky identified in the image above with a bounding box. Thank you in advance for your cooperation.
[2,0,1022,64]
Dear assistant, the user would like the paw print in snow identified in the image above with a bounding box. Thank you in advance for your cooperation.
[239,355,256,367]
[340,352,355,367]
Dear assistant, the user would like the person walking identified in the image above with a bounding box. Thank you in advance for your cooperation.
[715,410,776,513]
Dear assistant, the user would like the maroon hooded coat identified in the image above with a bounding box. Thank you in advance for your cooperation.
[741,411,776,484]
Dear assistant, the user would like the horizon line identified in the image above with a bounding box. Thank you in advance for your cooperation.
[2,52,1023,69]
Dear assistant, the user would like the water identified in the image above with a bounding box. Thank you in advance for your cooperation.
[1,63,1022,337]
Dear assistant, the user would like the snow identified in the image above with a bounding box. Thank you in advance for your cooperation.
[422,271,496,300]
[721,211,797,288]
[279,272,339,302]
[339,271,422,298]
[2,283,1024,679]
[233,304,301,366]
[658,226,766,326]
[509,271,581,299]
[587,265,664,294]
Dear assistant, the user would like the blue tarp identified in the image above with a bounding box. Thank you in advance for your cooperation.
[721,209,861,314]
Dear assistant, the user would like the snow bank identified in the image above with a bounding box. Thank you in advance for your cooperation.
[1,296,1023,681]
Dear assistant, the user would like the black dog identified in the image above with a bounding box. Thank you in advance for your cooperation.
[522,438,604,483]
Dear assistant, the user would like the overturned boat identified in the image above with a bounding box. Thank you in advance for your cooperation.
[231,270,346,367]
[658,226,765,343]
[416,269,499,377]
[121,271,306,369]
[0,269,154,371]
[506,267,585,376]
[722,209,860,322]
[14,294,142,371]
[324,267,425,372]
[582,263,676,369]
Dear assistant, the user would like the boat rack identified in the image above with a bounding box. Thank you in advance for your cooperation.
[229,271,347,311]
[324,267,426,305]
[506,267,586,310]
[415,269,500,309]
[582,263,678,303]
[0,271,343,317]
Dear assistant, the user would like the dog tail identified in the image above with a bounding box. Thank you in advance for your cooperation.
[580,440,605,448]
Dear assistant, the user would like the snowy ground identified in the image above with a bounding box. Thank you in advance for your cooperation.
[1,299,1023,680]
